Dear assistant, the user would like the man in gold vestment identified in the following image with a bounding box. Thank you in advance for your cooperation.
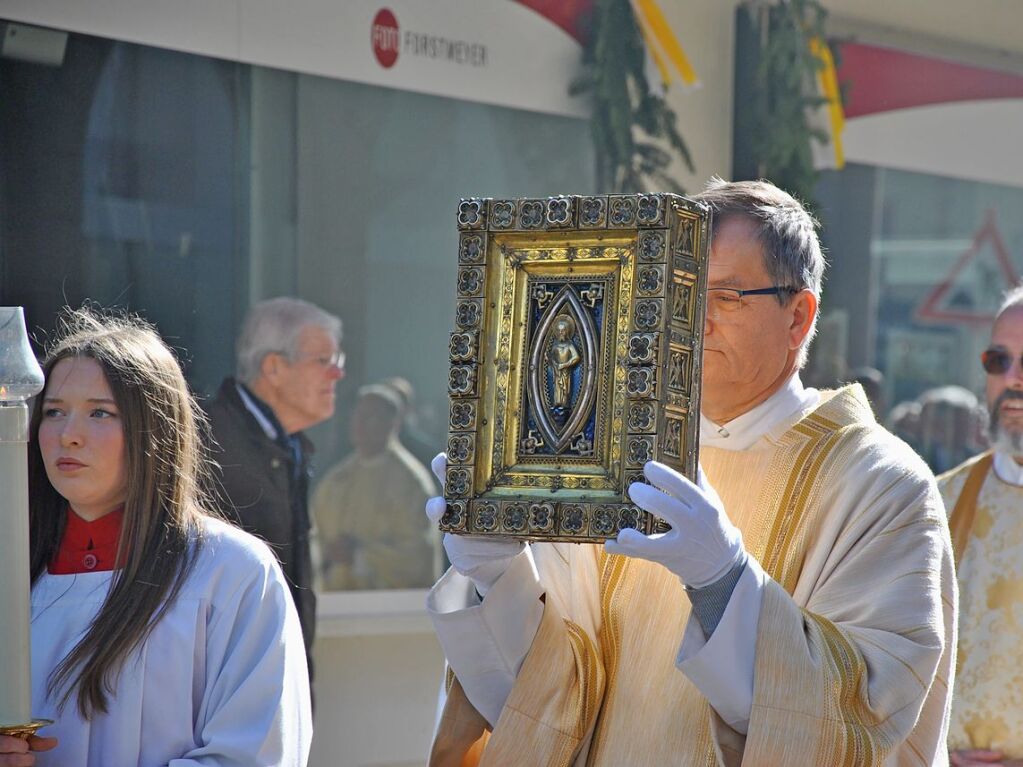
[942,288,1023,767]
[426,180,956,766]
[313,384,438,590]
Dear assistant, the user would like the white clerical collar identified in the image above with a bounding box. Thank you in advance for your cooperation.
[993,451,1023,486]
[235,382,280,441]
[700,374,821,451]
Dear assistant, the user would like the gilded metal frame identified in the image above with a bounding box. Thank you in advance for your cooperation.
[442,194,711,542]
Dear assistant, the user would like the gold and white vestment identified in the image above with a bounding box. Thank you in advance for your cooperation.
[941,451,1023,757]
[431,386,956,766]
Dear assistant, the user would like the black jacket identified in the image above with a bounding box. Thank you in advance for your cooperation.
[206,379,317,657]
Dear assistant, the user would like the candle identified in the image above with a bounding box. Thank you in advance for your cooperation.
[0,401,32,726]
[0,307,44,728]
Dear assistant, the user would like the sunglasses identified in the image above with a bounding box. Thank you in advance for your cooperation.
[981,347,1023,375]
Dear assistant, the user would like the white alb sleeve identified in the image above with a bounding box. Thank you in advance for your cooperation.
[427,548,544,727]
[675,555,767,734]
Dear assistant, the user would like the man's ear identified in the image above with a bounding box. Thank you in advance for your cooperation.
[788,289,818,351]
[259,351,284,385]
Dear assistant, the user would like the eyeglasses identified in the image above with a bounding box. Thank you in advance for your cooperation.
[279,349,346,370]
[981,347,1023,375]
[706,286,798,318]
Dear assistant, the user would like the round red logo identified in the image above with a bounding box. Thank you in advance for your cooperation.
[372,9,400,68]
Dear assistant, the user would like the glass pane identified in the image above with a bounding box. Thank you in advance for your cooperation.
[0,29,595,592]
[278,73,596,591]
[0,35,245,393]
[814,164,1023,474]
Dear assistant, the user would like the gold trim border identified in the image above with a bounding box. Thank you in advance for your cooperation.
[443,194,710,543]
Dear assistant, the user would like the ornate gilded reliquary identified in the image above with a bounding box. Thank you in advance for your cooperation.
[441,194,711,542]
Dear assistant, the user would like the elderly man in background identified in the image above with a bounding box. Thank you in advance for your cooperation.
[942,286,1023,767]
[426,179,956,766]
[313,383,437,590]
[208,296,344,685]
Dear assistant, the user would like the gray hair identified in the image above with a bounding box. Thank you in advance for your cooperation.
[997,284,1023,318]
[236,297,342,384]
[692,178,826,368]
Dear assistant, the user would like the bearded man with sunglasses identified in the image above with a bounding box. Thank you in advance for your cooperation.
[426,179,955,766]
[942,286,1023,767]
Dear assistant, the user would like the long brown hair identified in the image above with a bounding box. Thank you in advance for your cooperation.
[28,308,215,717]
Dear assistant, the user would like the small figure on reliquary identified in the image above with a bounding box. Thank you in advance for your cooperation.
[548,314,580,413]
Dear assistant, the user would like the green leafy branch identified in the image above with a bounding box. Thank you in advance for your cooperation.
[572,0,695,194]
[745,0,837,205]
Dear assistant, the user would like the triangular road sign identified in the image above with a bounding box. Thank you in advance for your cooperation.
[916,210,1019,325]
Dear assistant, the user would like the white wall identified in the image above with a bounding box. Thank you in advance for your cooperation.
[0,0,587,117]
[309,591,445,767]
[311,631,444,767]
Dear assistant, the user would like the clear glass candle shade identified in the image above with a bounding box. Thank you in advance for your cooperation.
[0,308,45,402]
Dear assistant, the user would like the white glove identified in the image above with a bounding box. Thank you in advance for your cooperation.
[425,453,524,597]
[605,461,745,589]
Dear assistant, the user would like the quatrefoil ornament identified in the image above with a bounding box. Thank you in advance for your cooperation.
[442,194,711,542]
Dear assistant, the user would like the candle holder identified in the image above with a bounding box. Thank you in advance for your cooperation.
[0,307,47,739]
[0,720,54,739]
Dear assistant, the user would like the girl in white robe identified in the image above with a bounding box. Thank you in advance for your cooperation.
[0,309,311,767]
